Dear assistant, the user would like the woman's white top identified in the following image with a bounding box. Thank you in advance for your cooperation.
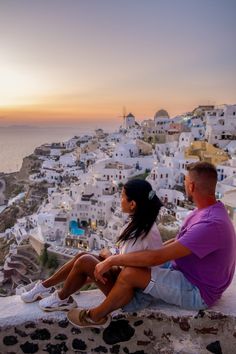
[119,222,163,255]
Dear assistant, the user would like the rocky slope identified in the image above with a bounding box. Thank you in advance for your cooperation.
[0,154,47,233]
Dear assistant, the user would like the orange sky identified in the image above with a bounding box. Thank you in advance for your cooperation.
[0,98,215,125]
[0,0,235,125]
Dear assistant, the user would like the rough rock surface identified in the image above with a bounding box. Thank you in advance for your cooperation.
[0,274,235,353]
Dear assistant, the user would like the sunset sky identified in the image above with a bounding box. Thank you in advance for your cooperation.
[0,0,235,124]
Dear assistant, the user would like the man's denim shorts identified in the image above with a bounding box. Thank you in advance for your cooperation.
[123,263,208,312]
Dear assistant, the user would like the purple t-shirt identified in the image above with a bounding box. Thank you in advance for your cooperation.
[172,201,236,306]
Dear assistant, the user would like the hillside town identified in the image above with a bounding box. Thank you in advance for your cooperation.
[1,103,236,295]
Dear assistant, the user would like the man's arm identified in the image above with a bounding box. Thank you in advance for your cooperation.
[94,240,191,283]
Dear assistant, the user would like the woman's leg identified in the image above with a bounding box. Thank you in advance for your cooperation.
[58,254,118,300]
[42,252,91,288]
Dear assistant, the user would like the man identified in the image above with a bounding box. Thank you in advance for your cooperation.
[68,162,236,328]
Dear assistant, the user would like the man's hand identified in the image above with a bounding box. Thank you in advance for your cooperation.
[94,256,115,284]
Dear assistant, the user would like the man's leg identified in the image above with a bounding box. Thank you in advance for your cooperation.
[89,266,151,321]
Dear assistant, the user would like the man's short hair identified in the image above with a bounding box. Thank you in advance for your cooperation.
[186,161,217,183]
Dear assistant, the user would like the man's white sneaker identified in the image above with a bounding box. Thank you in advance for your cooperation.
[39,290,77,312]
[21,281,55,303]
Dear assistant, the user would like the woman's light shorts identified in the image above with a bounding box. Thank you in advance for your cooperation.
[123,263,208,312]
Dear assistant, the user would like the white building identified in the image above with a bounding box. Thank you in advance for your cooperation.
[216,158,236,181]
[59,153,77,168]
[178,132,194,151]
[113,142,139,159]
[147,152,199,191]
[155,141,178,159]
[37,210,69,244]
[216,176,236,199]
[221,190,236,229]
[205,104,236,148]
[154,109,171,133]
[158,188,185,207]
[91,159,136,183]
[225,141,236,155]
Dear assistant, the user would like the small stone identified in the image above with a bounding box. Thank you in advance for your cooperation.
[54,334,68,340]
[15,327,27,337]
[93,346,108,353]
[72,338,87,350]
[91,327,101,334]
[147,313,157,320]
[206,340,222,354]
[103,320,135,345]
[161,332,171,342]
[195,327,218,335]
[137,341,151,346]
[194,310,205,318]
[179,319,190,332]
[208,313,227,320]
[58,319,69,328]
[20,341,39,354]
[30,328,51,340]
[112,313,126,320]
[110,344,120,353]
[3,335,18,346]
[143,329,156,341]
[172,316,180,323]
[71,327,81,334]
[44,342,68,353]
[43,319,54,325]
[133,320,143,327]
[25,322,36,329]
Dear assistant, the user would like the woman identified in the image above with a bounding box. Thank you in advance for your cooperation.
[21,179,163,314]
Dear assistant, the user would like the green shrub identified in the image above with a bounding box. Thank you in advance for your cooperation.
[47,254,59,269]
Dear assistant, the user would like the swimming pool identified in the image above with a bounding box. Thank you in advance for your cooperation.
[69,220,85,236]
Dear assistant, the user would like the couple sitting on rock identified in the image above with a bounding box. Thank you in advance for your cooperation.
[21,162,236,329]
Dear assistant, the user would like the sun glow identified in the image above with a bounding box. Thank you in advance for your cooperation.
[0,63,46,107]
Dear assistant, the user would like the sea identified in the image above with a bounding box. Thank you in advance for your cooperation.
[0,121,119,173]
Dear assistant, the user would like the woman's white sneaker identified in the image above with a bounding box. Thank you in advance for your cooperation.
[21,281,55,303]
[39,290,77,312]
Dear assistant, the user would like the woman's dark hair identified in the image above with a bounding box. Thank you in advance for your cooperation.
[117,179,163,244]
